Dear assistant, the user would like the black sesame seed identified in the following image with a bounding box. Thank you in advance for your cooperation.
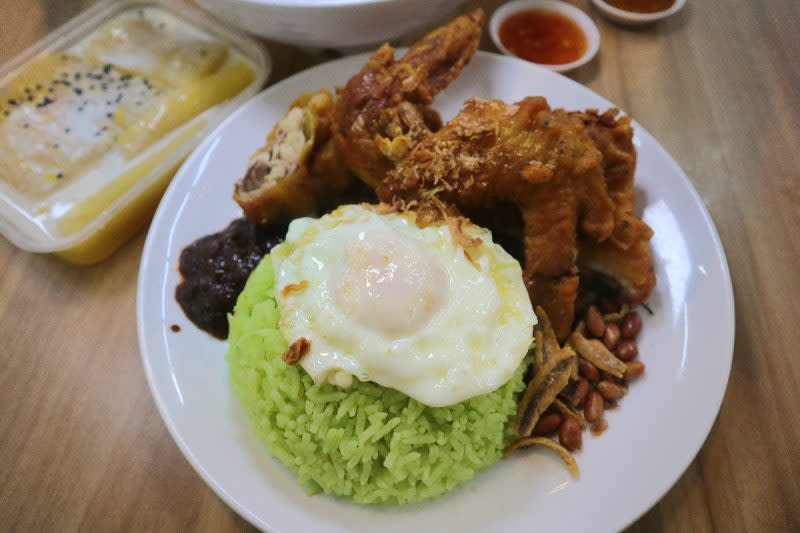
[73,88,83,96]
[74,72,82,80]
[36,96,54,108]
[64,127,71,133]
[8,99,18,106]
[23,123,29,129]
[52,143,59,149]
[106,112,113,119]
[120,74,132,82]
[26,95,34,102]
[56,172,64,179]
[103,64,112,74]
[114,93,124,104]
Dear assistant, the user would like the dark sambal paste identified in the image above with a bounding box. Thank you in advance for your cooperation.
[175,218,286,339]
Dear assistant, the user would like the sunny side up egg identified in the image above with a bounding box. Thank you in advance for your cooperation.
[269,204,537,407]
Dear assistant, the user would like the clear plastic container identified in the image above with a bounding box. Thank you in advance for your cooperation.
[0,0,269,264]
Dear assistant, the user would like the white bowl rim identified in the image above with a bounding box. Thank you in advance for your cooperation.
[222,0,405,7]
[489,0,600,73]
[591,0,687,23]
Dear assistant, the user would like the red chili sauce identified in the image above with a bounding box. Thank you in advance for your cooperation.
[499,9,587,66]
[605,0,675,14]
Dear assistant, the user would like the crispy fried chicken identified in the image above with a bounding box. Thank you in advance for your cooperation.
[333,9,484,189]
[574,109,655,303]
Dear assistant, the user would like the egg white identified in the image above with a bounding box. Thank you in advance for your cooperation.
[269,204,536,407]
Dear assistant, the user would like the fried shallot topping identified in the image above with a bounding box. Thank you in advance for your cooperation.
[282,337,311,365]
[281,280,309,297]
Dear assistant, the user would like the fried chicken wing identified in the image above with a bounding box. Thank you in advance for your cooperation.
[379,96,606,339]
[578,214,655,303]
[574,109,655,303]
[577,109,636,213]
[234,89,355,224]
[333,9,483,188]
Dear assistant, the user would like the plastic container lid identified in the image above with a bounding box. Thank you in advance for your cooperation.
[0,0,270,262]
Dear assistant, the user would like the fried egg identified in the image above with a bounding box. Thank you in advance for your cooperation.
[270,204,536,407]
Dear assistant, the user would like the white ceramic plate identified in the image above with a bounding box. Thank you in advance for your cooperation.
[138,51,734,533]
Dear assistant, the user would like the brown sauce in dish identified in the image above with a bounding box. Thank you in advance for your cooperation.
[499,9,587,65]
[604,0,675,13]
[175,218,286,339]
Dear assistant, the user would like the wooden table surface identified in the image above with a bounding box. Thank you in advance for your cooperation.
[1,0,798,531]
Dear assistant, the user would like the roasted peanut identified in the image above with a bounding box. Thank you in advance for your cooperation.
[533,412,563,436]
[615,339,639,361]
[603,322,621,350]
[624,360,646,380]
[584,391,604,423]
[559,417,583,451]
[620,311,643,339]
[578,358,600,382]
[597,380,627,401]
[571,378,590,407]
[585,305,606,338]
[590,418,609,436]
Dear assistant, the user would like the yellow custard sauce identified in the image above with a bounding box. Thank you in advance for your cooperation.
[0,2,266,264]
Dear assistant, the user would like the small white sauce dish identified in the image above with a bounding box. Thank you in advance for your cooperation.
[591,0,687,26]
[489,0,600,73]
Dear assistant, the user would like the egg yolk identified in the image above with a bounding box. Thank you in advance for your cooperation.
[334,228,449,338]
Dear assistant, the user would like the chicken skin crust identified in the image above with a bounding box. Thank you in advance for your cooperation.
[333,9,484,189]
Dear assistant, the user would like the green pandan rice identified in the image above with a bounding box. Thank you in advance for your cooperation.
[226,255,529,504]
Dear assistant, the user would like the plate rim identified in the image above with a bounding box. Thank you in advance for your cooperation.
[137,50,735,533]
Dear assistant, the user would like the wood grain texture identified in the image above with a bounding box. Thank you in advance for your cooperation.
[1,0,798,531]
